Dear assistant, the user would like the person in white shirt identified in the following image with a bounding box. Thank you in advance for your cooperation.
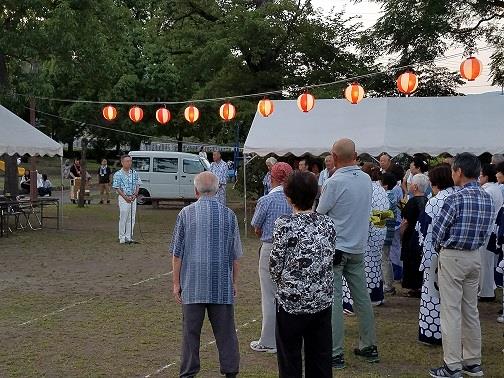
[478,164,504,301]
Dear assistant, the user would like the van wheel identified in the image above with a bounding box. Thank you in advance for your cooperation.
[137,189,151,205]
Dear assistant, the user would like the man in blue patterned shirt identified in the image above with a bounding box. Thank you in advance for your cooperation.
[171,171,242,378]
[430,153,494,378]
[210,150,229,205]
[112,155,142,244]
[250,162,293,354]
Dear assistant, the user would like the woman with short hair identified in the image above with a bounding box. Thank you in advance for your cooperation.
[416,164,456,345]
[270,171,336,378]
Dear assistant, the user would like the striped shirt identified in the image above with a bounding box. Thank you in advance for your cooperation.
[170,196,243,305]
[210,160,228,186]
[432,181,494,252]
[251,186,292,243]
[112,169,142,196]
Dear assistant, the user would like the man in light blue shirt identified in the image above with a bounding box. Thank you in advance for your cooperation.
[250,162,293,353]
[171,171,242,378]
[317,138,378,369]
[210,150,229,205]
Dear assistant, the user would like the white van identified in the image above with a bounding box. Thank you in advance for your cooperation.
[129,151,210,204]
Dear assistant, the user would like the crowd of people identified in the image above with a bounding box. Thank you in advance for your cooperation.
[169,139,504,378]
[19,169,53,197]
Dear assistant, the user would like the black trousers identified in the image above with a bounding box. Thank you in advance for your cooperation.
[276,305,332,378]
[180,304,239,378]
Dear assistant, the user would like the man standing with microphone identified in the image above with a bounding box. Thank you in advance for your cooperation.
[112,155,142,244]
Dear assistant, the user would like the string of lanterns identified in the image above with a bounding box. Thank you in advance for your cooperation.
[101,56,483,123]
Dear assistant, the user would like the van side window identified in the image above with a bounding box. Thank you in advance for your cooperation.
[184,159,205,174]
[153,158,178,173]
[132,157,150,172]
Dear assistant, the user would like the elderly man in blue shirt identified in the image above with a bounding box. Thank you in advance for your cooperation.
[112,155,142,244]
[171,171,242,378]
[210,150,229,206]
[429,153,494,378]
[250,162,293,354]
[317,138,378,369]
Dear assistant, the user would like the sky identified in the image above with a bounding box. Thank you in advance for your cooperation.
[311,0,500,95]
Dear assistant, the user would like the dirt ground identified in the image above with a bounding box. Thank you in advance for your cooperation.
[1,197,503,378]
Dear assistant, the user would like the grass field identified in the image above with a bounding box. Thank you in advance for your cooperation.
[1,195,503,377]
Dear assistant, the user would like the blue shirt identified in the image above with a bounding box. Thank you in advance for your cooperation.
[317,165,372,254]
[112,169,142,196]
[251,186,292,243]
[170,196,243,305]
[263,172,272,195]
[432,181,494,252]
[210,160,228,186]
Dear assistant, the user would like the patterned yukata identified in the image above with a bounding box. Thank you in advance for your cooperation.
[343,182,389,311]
[416,187,456,345]
[210,160,228,205]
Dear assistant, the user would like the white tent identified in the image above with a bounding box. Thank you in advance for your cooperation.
[244,95,504,157]
[0,104,62,156]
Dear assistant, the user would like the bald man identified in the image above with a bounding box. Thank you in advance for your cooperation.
[317,138,378,369]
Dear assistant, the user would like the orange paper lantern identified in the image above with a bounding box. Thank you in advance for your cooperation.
[102,105,117,121]
[396,71,418,95]
[257,98,274,117]
[297,92,315,113]
[460,57,482,81]
[156,108,171,125]
[184,105,200,124]
[345,82,365,104]
[129,106,144,123]
[219,102,236,121]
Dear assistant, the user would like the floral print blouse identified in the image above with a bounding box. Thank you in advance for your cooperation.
[270,212,337,315]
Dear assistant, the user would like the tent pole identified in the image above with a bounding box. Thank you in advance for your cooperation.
[243,154,247,238]
[60,155,64,230]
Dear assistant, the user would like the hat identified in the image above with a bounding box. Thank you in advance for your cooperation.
[271,162,293,184]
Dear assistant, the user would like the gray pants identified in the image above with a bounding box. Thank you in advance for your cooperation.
[258,242,277,348]
[180,304,239,378]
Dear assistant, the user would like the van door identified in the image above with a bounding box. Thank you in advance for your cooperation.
[179,158,206,199]
[151,157,180,198]
[131,156,152,194]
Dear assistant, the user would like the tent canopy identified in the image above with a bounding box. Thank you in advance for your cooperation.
[244,95,504,157]
[0,104,62,157]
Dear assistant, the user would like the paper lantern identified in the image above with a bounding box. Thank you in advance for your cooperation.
[184,105,200,124]
[129,106,144,123]
[257,98,274,117]
[460,57,482,81]
[219,102,236,121]
[297,92,315,113]
[102,105,117,121]
[156,108,171,125]
[396,71,418,95]
[345,82,365,104]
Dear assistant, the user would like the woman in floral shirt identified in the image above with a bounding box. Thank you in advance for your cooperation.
[270,171,336,378]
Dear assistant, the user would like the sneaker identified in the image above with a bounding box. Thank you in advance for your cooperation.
[384,286,396,295]
[107,200,110,204]
[429,364,462,378]
[249,341,276,353]
[462,364,484,377]
[128,239,140,244]
[119,239,126,244]
[99,200,103,204]
[332,354,345,370]
[372,300,384,306]
[354,345,379,363]
[497,315,504,323]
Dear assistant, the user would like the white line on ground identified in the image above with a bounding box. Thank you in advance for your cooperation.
[17,271,173,327]
[143,318,257,377]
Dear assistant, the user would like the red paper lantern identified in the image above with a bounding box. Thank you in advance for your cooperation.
[345,82,365,104]
[257,98,274,117]
[297,92,315,113]
[184,105,199,124]
[460,57,482,81]
[156,108,171,125]
[129,106,144,123]
[219,102,236,121]
[102,105,117,121]
[396,71,418,95]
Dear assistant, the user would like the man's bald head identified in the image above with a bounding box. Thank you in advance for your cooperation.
[332,138,357,167]
[194,171,219,196]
